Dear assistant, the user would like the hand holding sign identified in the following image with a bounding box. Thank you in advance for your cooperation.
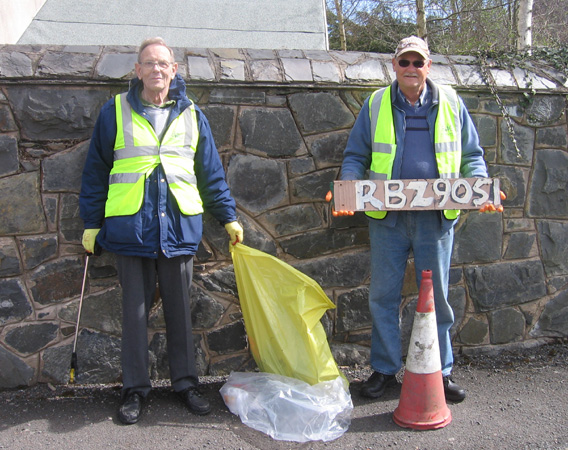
[326,190,354,217]
[479,190,506,213]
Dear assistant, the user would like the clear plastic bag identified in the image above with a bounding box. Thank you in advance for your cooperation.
[220,371,353,442]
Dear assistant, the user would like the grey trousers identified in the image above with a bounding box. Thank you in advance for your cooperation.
[116,253,198,399]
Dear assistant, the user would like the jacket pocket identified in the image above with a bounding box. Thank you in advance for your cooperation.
[103,214,144,245]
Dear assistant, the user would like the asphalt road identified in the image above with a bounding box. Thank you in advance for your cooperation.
[1,342,567,450]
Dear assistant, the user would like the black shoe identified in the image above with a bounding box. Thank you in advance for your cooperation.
[443,376,466,403]
[360,372,397,398]
[179,387,211,415]
[118,393,143,425]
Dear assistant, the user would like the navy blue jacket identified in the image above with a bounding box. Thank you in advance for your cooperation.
[80,74,237,258]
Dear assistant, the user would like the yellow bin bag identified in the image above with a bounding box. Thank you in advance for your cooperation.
[231,243,345,386]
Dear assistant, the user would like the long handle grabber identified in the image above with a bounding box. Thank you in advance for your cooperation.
[69,253,90,384]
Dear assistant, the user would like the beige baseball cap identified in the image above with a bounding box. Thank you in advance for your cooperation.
[394,36,430,59]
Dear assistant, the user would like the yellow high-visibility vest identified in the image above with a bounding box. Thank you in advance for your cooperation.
[105,93,203,217]
[366,84,461,220]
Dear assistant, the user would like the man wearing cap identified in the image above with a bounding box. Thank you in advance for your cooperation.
[339,36,490,403]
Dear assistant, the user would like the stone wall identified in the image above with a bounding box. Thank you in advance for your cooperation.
[0,45,567,389]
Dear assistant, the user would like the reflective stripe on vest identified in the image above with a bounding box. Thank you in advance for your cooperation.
[105,93,203,217]
[366,85,461,220]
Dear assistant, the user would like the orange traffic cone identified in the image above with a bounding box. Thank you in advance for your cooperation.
[393,269,452,430]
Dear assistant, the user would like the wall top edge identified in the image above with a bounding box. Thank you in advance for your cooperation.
[0,45,566,92]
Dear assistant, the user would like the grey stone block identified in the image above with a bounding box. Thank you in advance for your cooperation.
[42,141,89,193]
[29,256,84,305]
[227,154,288,214]
[0,135,19,177]
[0,278,32,325]
[239,108,304,157]
[537,220,568,277]
[294,249,371,288]
[37,51,97,77]
[336,286,371,333]
[59,286,123,336]
[260,204,323,237]
[0,346,35,388]
[500,120,535,166]
[70,329,121,384]
[526,95,567,126]
[280,228,368,259]
[306,131,349,168]
[0,172,46,235]
[289,168,338,203]
[191,286,225,329]
[531,288,568,337]
[471,114,497,147]
[250,60,281,82]
[19,235,58,270]
[206,320,247,354]
[504,232,536,260]
[200,104,235,148]
[5,322,59,355]
[187,55,216,81]
[458,317,489,345]
[465,260,547,312]
[0,103,18,131]
[95,53,137,79]
[288,92,354,133]
[0,238,22,277]
[529,150,568,218]
[452,212,502,264]
[59,193,83,243]
[5,86,109,140]
[488,164,528,208]
[536,126,568,149]
[489,308,525,344]
[0,52,34,77]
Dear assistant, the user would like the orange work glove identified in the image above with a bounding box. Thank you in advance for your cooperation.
[479,191,506,213]
[326,190,354,217]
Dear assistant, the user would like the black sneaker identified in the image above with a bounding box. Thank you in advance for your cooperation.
[360,372,397,398]
[443,375,466,403]
[178,387,211,415]
[118,393,143,425]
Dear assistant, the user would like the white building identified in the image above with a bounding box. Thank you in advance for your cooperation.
[1,0,329,50]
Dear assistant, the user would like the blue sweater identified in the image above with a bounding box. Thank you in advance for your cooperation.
[340,79,488,230]
[80,74,237,258]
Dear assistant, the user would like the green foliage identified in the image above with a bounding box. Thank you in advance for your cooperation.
[475,47,568,79]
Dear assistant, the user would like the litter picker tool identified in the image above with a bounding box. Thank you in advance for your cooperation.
[69,246,99,384]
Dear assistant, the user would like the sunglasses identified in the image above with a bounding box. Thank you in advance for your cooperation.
[398,59,426,68]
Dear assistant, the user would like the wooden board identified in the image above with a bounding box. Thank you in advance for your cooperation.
[333,178,501,212]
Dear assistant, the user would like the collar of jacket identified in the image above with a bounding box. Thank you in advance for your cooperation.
[126,73,192,117]
[390,78,440,107]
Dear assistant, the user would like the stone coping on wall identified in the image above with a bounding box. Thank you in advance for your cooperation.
[0,45,566,92]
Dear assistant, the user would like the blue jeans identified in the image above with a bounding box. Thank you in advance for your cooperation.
[368,211,455,377]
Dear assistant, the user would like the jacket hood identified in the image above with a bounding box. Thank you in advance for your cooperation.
[127,73,191,112]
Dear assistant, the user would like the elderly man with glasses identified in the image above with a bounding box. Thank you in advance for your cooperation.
[338,36,491,403]
[80,37,243,424]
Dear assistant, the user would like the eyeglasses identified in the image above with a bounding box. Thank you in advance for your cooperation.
[140,60,173,70]
[398,59,426,68]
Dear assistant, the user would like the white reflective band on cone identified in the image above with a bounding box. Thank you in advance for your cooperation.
[405,312,442,374]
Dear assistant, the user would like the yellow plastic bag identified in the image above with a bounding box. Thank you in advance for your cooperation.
[231,243,344,385]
